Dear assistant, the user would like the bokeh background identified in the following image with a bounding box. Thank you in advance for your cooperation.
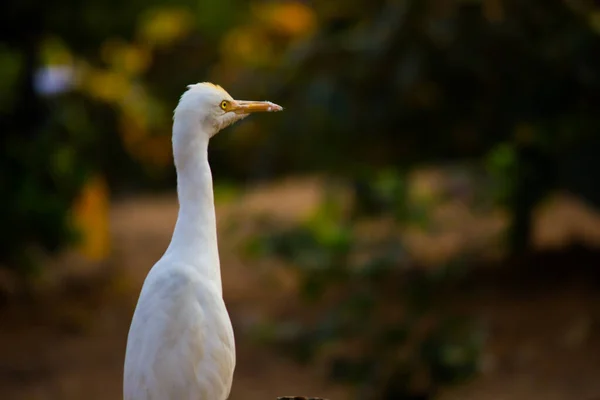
[2,0,600,399]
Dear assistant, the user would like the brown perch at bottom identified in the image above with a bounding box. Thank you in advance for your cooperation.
[277,397,328,400]
[277,396,327,400]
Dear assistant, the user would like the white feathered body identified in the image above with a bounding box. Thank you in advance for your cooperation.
[124,260,235,400]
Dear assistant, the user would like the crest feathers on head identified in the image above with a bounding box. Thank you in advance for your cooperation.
[186,82,227,93]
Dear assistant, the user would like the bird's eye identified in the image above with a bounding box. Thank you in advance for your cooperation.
[220,101,228,110]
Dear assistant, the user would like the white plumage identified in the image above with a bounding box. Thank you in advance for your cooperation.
[124,83,282,400]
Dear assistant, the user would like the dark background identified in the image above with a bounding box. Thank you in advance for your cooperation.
[1,1,600,399]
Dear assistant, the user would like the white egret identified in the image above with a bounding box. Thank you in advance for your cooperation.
[124,82,282,400]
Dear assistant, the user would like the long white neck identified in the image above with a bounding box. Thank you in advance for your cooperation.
[164,126,222,292]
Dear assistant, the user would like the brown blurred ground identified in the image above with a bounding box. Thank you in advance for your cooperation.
[1,177,600,400]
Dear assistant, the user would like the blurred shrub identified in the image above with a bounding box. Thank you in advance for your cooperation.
[247,171,482,399]
[0,78,95,272]
[219,0,600,252]
[2,0,600,266]
[0,0,244,271]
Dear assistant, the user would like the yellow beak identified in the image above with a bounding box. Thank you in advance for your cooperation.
[230,100,283,114]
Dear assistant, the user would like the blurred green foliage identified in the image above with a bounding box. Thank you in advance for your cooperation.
[229,0,600,251]
[2,0,600,270]
[0,0,245,270]
[247,172,482,399]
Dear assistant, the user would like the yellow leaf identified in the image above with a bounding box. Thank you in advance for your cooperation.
[138,8,194,48]
[255,1,316,38]
[101,39,151,76]
[83,68,130,103]
[71,175,110,261]
[221,26,273,66]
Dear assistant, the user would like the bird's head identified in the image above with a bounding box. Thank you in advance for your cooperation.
[173,82,283,140]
